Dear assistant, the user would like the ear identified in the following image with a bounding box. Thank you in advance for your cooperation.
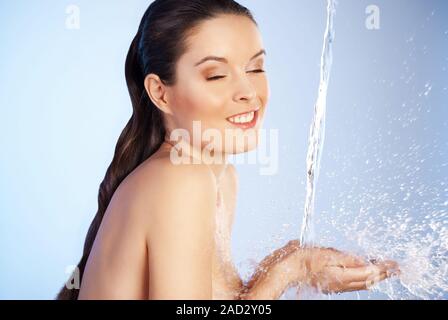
[144,74,173,115]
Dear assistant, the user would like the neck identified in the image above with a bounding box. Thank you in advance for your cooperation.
[162,137,228,183]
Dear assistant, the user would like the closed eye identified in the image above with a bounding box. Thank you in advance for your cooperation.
[250,69,266,73]
[206,75,226,81]
[206,69,266,81]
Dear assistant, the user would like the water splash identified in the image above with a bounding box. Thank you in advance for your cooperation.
[299,0,336,246]
[320,191,448,299]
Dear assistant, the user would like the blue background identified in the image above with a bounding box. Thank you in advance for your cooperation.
[0,0,447,299]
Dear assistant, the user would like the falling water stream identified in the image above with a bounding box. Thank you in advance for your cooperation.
[299,0,336,247]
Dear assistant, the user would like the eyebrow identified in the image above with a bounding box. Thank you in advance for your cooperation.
[194,49,266,67]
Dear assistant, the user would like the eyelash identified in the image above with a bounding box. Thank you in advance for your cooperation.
[206,69,265,81]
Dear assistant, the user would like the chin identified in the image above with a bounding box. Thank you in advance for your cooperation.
[223,127,261,154]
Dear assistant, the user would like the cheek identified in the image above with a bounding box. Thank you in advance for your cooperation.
[179,81,226,119]
[257,76,270,107]
[171,81,227,135]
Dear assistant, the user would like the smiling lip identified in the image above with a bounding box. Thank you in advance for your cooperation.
[226,108,260,130]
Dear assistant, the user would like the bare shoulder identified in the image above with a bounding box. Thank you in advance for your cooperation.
[116,154,218,223]
[101,153,219,239]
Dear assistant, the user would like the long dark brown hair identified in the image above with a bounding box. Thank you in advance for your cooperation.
[56,0,256,300]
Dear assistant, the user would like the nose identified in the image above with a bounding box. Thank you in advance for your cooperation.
[232,72,257,103]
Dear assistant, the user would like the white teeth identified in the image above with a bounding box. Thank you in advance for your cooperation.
[228,111,255,124]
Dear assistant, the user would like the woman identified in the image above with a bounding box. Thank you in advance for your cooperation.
[56,0,400,300]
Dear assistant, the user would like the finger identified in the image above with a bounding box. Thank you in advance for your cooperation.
[348,271,389,291]
[327,264,387,283]
[375,260,401,277]
[319,270,388,294]
[338,253,368,268]
[338,281,369,293]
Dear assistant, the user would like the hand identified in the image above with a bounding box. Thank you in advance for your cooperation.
[284,240,401,294]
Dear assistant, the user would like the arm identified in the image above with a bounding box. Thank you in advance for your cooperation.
[146,162,217,299]
[238,240,306,300]
[238,240,401,299]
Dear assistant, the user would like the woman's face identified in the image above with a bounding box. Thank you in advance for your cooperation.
[162,14,270,155]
